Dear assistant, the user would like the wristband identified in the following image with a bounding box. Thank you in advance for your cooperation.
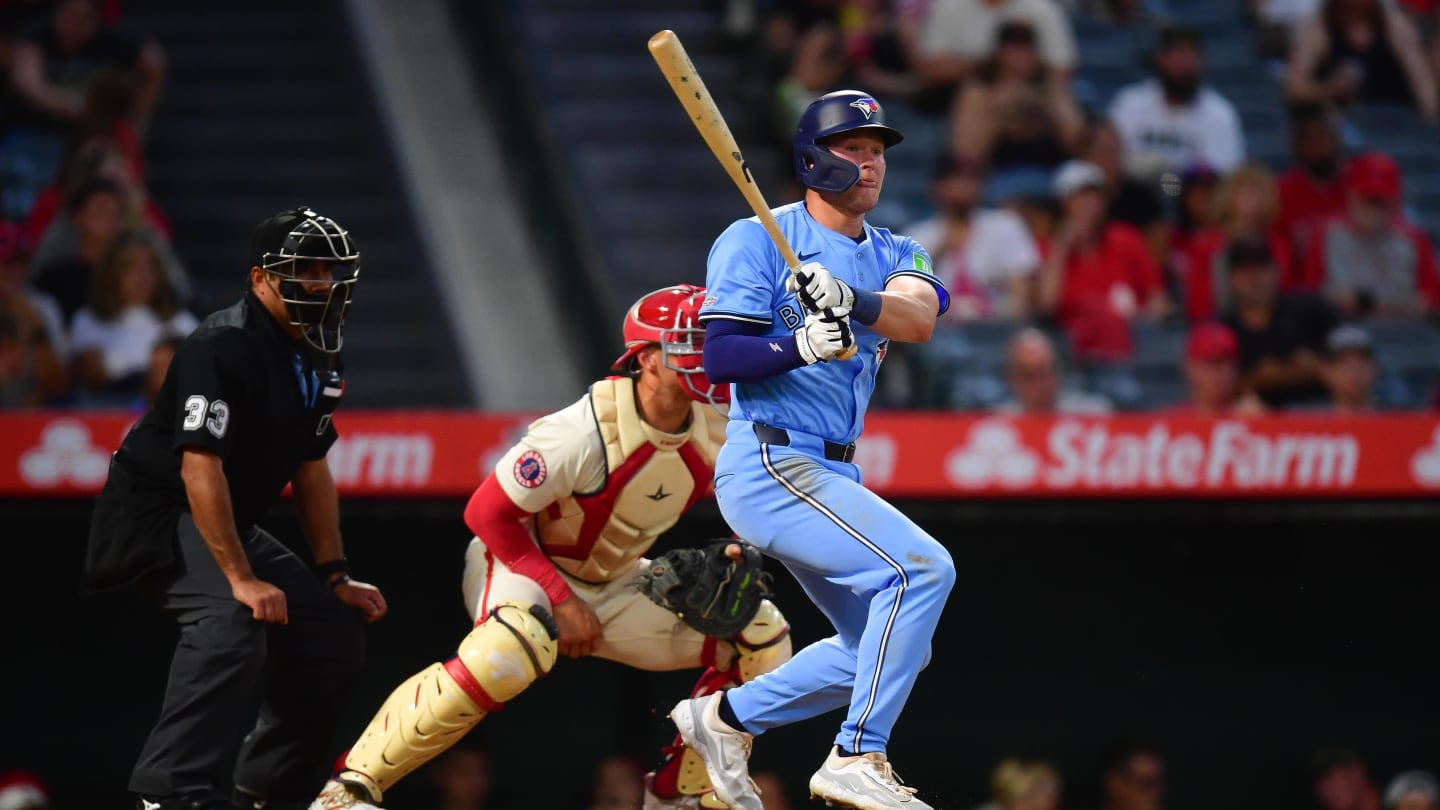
[315,557,349,581]
[851,289,882,325]
[328,573,352,590]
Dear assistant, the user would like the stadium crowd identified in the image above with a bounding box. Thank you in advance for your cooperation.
[0,0,184,410]
[745,0,1440,414]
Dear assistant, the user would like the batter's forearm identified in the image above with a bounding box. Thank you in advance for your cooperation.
[293,460,344,566]
[180,450,253,584]
[703,328,806,383]
[868,290,937,343]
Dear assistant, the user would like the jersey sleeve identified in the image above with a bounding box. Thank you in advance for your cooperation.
[493,395,604,513]
[167,334,247,458]
[701,219,779,326]
[885,238,950,315]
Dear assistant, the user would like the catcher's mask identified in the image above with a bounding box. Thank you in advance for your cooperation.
[611,284,729,407]
[249,207,360,353]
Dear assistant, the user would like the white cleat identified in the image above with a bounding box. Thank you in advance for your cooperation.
[668,693,762,810]
[308,779,381,810]
[808,747,933,810]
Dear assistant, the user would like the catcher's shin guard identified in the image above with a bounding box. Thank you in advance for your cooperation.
[337,602,558,803]
[649,600,791,806]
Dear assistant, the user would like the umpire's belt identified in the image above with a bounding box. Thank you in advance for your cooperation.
[753,423,856,463]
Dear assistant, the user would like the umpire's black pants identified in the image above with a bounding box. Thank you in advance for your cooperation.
[129,513,365,807]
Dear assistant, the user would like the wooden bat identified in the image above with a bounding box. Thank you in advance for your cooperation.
[647,29,857,360]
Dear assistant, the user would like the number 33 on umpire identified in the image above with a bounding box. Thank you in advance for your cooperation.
[674,91,955,810]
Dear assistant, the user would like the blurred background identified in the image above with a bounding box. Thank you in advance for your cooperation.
[2,0,1440,808]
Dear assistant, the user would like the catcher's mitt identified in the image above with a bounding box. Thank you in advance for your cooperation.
[636,540,771,638]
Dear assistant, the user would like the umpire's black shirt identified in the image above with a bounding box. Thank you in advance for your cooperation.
[85,292,343,591]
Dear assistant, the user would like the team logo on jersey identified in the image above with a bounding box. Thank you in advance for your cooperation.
[703,296,717,307]
[849,98,880,119]
[876,340,889,366]
[514,450,547,488]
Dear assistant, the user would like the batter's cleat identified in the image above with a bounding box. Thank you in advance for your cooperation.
[307,780,380,810]
[668,693,762,810]
[808,747,933,809]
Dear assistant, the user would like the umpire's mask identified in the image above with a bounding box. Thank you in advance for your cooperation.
[250,207,360,353]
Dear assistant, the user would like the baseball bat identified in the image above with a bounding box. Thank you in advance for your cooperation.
[647,29,857,360]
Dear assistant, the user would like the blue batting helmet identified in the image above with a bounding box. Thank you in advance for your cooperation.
[792,90,904,193]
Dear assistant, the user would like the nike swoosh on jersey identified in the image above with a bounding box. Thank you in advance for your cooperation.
[797,250,822,261]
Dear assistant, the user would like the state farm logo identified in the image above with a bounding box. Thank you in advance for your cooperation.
[328,433,434,487]
[1411,426,1440,487]
[20,419,110,487]
[852,433,898,486]
[945,419,1359,490]
[946,420,1041,488]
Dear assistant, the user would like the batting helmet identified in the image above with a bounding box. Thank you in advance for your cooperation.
[793,90,904,193]
[611,285,728,406]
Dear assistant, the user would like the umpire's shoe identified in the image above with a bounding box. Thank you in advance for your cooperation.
[808,746,934,809]
[668,693,762,810]
[136,795,232,810]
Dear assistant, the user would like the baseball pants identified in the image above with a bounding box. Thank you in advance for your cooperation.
[129,513,366,807]
[712,420,955,755]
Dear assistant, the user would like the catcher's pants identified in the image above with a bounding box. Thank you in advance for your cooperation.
[129,513,366,806]
[712,420,955,755]
[461,539,716,671]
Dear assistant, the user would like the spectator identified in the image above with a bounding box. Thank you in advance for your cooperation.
[1256,0,1324,57]
[994,327,1114,414]
[588,755,644,810]
[1101,741,1168,810]
[1108,25,1247,173]
[1222,234,1338,408]
[976,757,1062,810]
[914,0,1078,92]
[1081,120,1167,261]
[1304,151,1440,317]
[429,742,493,810]
[1320,324,1378,411]
[1384,771,1440,810]
[7,0,164,133]
[143,331,184,409]
[22,136,172,252]
[1314,749,1381,810]
[950,20,1085,177]
[1038,160,1168,361]
[1276,102,1348,264]
[29,176,126,321]
[0,222,66,402]
[906,154,1041,320]
[753,771,793,810]
[1183,163,1297,320]
[1286,0,1439,121]
[772,18,849,144]
[1167,163,1219,296]
[1176,321,1265,415]
[70,230,197,405]
[839,0,926,104]
[0,770,50,810]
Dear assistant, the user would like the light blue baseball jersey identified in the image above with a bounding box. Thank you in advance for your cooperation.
[699,201,948,445]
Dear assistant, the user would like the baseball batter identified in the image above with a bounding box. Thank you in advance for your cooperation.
[673,91,954,810]
[311,285,793,810]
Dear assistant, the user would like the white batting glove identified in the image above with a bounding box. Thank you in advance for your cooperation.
[787,262,855,312]
[795,307,854,364]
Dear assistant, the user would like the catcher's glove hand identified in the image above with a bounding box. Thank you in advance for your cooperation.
[635,540,771,639]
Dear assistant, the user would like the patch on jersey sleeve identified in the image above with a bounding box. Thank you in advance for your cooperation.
[703,295,717,306]
[913,252,933,275]
[513,450,548,488]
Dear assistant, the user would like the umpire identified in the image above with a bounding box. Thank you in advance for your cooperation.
[84,208,388,810]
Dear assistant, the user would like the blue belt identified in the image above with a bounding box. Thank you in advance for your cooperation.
[752,423,856,463]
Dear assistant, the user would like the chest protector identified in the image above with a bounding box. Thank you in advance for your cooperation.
[536,377,727,582]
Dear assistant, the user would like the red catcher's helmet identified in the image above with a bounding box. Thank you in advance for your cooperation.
[611,284,728,406]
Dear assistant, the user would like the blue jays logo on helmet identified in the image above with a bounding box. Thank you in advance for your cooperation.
[848,97,880,119]
[793,90,904,193]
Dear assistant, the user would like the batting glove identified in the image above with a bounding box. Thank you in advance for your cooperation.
[787,262,855,312]
[795,307,854,364]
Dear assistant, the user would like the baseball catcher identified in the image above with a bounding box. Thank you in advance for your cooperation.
[310,285,793,810]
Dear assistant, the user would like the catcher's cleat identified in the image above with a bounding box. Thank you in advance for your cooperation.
[669,693,762,810]
[808,747,933,810]
[307,780,380,810]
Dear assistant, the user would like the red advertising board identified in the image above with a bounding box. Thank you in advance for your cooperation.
[2,411,1438,498]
